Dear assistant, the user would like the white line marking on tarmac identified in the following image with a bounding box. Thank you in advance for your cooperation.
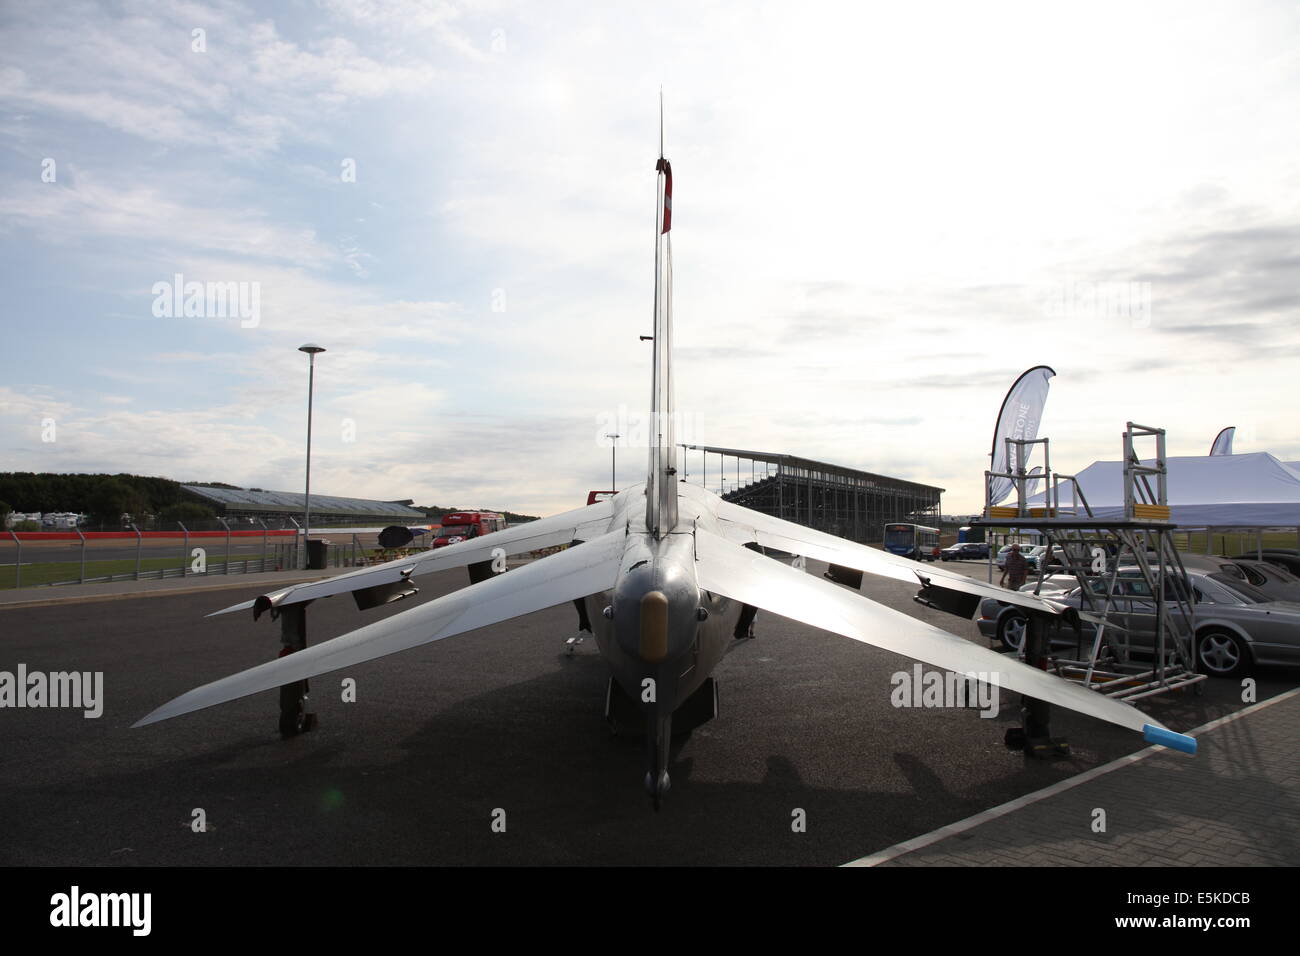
[842,684,1300,867]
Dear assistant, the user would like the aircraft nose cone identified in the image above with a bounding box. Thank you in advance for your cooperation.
[639,590,669,663]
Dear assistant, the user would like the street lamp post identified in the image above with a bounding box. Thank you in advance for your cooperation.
[299,344,326,569]
[606,433,620,492]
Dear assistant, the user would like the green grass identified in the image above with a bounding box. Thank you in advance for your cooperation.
[1173,531,1299,555]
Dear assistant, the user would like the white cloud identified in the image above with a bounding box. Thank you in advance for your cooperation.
[0,174,338,270]
[0,2,441,157]
[1,0,1298,517]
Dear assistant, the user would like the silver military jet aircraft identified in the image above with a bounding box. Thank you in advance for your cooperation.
[137,137,1195,807]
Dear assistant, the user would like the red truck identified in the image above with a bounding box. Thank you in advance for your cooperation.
[433,511,506,548]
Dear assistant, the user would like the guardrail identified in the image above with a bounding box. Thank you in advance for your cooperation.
[1,525,378,590]
[1,525,466,591]
[2,522,296,589]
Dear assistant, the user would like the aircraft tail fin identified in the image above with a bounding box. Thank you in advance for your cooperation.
[646,100,678,537]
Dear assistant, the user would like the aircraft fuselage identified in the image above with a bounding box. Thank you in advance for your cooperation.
[585,483,742,803]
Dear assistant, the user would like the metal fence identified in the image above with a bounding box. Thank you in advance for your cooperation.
[0,525,395,590]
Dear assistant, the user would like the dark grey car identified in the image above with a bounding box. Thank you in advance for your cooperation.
[941,542,989,561]
[1187,555,1300,602]
[1233,550,1300,577]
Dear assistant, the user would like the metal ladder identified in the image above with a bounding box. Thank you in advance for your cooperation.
[984,426,1205,702]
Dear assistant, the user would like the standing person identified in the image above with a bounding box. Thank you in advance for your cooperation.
[1000,543,1028,590]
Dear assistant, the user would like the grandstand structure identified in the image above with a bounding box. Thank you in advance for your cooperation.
[181,485,426,527]
[680,444,943,544]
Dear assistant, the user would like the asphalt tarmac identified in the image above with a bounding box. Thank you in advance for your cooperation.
[0,559,1287,866]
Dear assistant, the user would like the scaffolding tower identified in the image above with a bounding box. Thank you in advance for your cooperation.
[977,423,1206,703]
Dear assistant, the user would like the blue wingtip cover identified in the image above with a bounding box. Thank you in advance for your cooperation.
[1143,724,1197,755]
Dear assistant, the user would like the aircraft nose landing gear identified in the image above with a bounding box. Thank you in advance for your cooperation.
[644,769,671,811]
[644,712,673,810]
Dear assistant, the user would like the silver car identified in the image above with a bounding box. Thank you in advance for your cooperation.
[996,544,1037,569]
[1029,555,1300,603]
[976,568,1300,677]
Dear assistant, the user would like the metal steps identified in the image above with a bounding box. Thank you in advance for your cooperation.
[981,422,1206,703]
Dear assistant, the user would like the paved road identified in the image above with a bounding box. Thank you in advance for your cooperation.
[0,559,1290,865]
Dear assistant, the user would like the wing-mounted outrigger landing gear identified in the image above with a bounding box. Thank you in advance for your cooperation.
[275,603,317,738]
[567,597,592,655]
[733,543,765,639]
[734,603,758,639]
[565,540,592,655]
[1004,612,1069,758]
[644,712,672,811]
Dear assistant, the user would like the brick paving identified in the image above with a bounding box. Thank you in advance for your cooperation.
[858,690,1300,866]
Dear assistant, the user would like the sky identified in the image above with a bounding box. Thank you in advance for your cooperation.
[1,0,1298,517]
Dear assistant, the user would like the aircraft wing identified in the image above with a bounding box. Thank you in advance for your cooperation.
[209,495,619,618]
[694,527,1192,749]
[136,529,626,728]
[713,498,1064,619]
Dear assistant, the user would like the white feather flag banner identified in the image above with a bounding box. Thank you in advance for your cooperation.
[987,366,1055,506]
[1209,426,1235,456]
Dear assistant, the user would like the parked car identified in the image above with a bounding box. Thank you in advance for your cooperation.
[1015,555,1300,602]
[976,568,1300,677]
[940,542,989,561]
[996,544,1033,569]
[1022,545,1050,569]
[998,543,1065,570]
[1181,555,1300,603]
[1116,548,1163,568]
[1015,573,1082,597]
[1232,549,1300,577]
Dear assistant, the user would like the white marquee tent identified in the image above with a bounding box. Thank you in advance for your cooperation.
[1024,452,1300,527]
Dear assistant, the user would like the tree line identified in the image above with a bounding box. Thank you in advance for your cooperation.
[0,473,538,528]
[0,472,208,525]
